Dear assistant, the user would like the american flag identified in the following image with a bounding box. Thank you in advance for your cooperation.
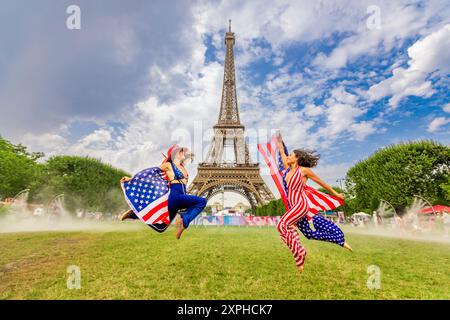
[120,167,170,232]
[257,134,344,220]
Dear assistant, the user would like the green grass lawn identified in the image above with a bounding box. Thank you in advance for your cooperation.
[0,225,449,300]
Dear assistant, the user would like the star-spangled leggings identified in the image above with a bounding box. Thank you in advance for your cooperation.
[296,215,345,246]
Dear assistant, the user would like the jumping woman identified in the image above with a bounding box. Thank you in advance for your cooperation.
[119,145,206,239]
[161,145,207,239]
[276,131,349,272]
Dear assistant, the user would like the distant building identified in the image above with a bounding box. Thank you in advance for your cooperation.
[210,201,251,216]
[211,201,223,214]
[233,202,251,214]
[214,208,239,216]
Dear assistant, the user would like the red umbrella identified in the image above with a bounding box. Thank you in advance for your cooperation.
[419,205,450,214]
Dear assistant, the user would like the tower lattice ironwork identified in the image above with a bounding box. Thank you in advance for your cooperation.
[187,21,274,213]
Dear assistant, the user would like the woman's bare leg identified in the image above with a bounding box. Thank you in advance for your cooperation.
[175,215,185,239]
[119,209,133,221]
[343,242,353,252]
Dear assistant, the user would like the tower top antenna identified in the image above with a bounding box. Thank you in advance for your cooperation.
[229,19,231,32]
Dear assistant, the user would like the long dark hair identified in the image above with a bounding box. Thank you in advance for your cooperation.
[293,148,320,168]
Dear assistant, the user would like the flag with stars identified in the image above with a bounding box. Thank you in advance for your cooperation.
[120,167,171,233]
[257,134,344,220]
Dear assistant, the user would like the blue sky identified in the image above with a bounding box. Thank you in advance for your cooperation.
[0,0,449,204]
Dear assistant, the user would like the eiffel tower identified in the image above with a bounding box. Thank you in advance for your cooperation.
[187,21,274,213]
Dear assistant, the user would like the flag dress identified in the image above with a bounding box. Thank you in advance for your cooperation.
[258,134,347,249]
[277,166,309,268]
[281,167,345,247]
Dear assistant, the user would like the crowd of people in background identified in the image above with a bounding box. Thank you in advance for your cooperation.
[1,196,449,237]
[74,209,119,221]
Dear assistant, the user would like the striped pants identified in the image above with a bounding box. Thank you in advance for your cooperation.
[276,201,308,268]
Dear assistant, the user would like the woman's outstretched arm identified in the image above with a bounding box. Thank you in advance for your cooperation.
[277,131,289,170]
[302,167,345,200]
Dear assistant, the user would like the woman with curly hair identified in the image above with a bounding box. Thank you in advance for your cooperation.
[276,131,349,272]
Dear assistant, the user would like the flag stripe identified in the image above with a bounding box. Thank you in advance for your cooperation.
[120,166,171,232]
[306,192,328,211]
[142,199,168,222]
[141,193,169,221]
[258,142,285,192]
[150,209,170,224]
[306,185,343,207]
[147,201,169,224]
[258,143,289,209]
[257,134,344,216]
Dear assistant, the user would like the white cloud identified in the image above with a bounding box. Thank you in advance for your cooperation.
[443,103,450,114]
[21,133,69,158]
[329,86,358,105]
[302,103,324,117]
[5,0,448,198]
[313,1,449,69]
[310,163,352,188]
[427,117,450,132]
[266,72,303,92]
[0,1,206,137]
[72,129,112,151]
[195,0,376,67]
[348,121,377,141]
[315,86,378,143]
[24,61,224,174]
[322,102,364,136]
[368,24,450,107]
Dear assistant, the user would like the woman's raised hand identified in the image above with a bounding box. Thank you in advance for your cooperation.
[277,131,283,143]
[335,193,345,201]
[120,176,132,183]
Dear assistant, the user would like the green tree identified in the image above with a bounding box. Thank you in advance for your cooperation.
[204,205,212,215]
[0,136,43,199]
[256,198,285,216]
[318,186,343,195]
[0,136,143,214]
[345,140,450,212]
[34,155,131,213]
[440,175,450,202]
[276,199,286,216]
[266,200,275,216]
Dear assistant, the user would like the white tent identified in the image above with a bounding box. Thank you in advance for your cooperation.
[352,212,370,217]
